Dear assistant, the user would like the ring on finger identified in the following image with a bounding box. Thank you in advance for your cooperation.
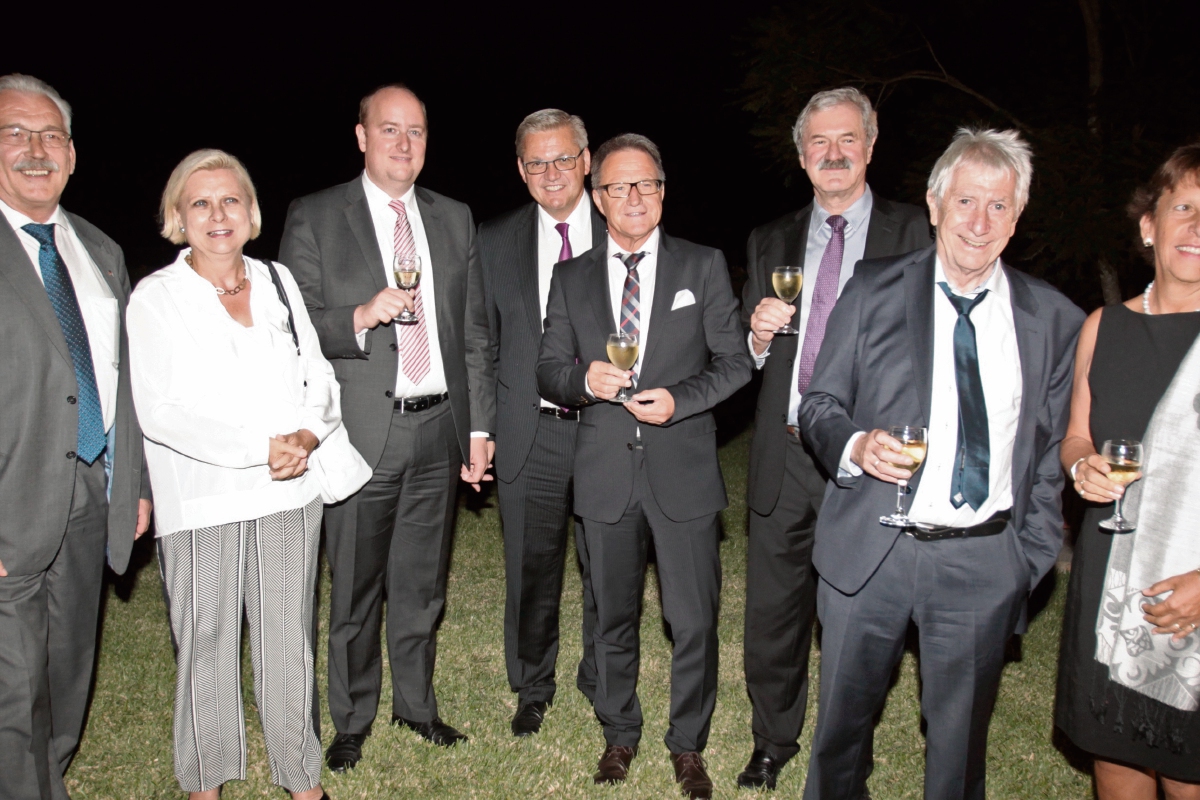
[1174,622,1183,631]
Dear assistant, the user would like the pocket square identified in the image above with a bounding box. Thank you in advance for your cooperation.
[671,289,696,310]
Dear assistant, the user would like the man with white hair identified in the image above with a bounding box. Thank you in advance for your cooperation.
[798,128,1083,800]
[738,87,929,790]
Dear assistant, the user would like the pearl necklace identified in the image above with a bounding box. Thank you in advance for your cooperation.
[1143,281,1200,315]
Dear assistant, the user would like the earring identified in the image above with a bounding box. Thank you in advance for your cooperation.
[180,226,185,232]
[1144,238,1153,247]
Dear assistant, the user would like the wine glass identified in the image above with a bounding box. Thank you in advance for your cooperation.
[878,425,928,528]
[606,332,638,403]
[771,266,803,335]
[1098,439,1143,532]
[393,254,422,324]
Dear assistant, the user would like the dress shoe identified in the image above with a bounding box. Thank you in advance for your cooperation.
[324,732,367,772]
[671,751,714,799]
[510,700,548,737]
[392,714,468,746]
[593,744,637,784]
[737,749,782,790]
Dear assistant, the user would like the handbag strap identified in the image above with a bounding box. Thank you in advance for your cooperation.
[261,258,301,354]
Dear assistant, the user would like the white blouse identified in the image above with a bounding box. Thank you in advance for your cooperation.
[127,251,340,536]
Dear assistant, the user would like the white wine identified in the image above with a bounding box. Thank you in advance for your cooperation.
[772,271,803,303]
[395,269,420,290]
[1107,461,1141,485]
[898,443,927,475]
[607,342,639,371]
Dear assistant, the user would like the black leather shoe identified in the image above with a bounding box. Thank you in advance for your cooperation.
[737,749,782,790]
[392,715,469,746]
[511,701,548,737]
[325,732,367,772]
[593,744,637,784]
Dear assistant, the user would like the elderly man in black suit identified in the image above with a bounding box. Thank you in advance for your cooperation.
[280,83,495,772]
[799,128,1084,800]
[478,109,606,737]
[737,87,930,791]
[537,134,752,799]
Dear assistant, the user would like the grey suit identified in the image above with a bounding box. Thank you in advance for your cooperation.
[740,196,930,764]
[0,213,145,800]
[798,247,1083,799]
[280,178,495,733]
[478,202,605,705]
[537,230,752,753]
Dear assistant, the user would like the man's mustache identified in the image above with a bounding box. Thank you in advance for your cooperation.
[13,158,59,172]
[818,157,852,170]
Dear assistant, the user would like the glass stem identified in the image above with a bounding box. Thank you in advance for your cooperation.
[896,479,908,516]
[1114,493,1124,523]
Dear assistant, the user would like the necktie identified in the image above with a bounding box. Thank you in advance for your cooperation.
[619,251,645,378]
[388,199,431,385]
[796,214,846,395]
[23,223,107,464]
[555,222,572,263]
[938,281,990,510]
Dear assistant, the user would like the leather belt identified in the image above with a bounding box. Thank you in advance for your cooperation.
[906,509,1012,542]
[785,425,802,440]
[394,392,449,413]
[540,407,579,421]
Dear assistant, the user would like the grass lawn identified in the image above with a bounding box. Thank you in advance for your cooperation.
[68,426,1093,798]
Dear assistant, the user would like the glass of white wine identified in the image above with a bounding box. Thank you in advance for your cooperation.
[771,266,803,335]
[393,254,421,324]
[1098,439,1143,532]
[606,332,638,403]
[878,425,928,528]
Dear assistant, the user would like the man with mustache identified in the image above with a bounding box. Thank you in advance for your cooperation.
[0,74,150,799]
[737,88,930,790]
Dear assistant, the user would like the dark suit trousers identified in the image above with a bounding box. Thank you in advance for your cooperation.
[325,403,458,734]
[803,529,1028,800]
[0,456,107,800]
[744,434,825,763]
[581,449,721,754]
[497,412,597,704]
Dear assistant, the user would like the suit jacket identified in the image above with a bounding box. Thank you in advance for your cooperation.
[536,230,753,524]
[742,195,931,515]
[478,201,607,483]
[0,212,145,575]
[799,246,1084,595]
[279,179,495,467]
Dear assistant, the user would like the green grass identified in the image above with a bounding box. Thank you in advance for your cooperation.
[68,428,1093,798]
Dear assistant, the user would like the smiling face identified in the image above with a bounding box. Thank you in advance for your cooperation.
[179,168,253,261]
[356,87,427,198]
[928,159,1020,290]
[518,126,590,222]
[0,90,75,222]
[1141,177,1200,288]
[798,102,873,209]
[592,148,664,252]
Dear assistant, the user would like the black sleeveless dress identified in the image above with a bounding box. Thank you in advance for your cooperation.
[1055,304,1200,779]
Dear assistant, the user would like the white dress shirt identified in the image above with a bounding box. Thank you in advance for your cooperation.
[536,194,594,408]
[584,227,661,394]
[1,198,119,432]
[751,188,874,427]
[127,252,341,536]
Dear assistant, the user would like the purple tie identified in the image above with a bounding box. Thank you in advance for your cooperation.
[555,222,572,262]
[796,214,847,395]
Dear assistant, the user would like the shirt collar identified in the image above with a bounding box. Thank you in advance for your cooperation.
[361,171,417,216]
[0,196,68,235]
[811,185,873,235]
[536,191,593,236]
[934,255,1010,302]
[606,226,660,262]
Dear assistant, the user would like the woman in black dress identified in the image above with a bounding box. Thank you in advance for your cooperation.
[1056,144,1200,799]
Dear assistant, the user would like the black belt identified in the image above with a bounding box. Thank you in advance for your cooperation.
[393,392,448,413]
[540,407,579,421]
[906,509,1012,542]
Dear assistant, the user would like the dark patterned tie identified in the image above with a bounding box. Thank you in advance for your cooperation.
[796,214,846,395]
[619,251,645,380]
[555,222,572,263]
[23,223,107,464]
[938,281,990,510]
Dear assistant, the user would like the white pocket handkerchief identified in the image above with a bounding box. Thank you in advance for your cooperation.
[671,289,696,310]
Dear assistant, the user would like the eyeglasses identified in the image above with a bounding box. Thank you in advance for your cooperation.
[0,126,72,149]
[523,149,584,175]
[596,179,664,199]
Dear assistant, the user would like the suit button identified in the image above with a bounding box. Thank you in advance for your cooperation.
[385,390,393,398]
[67,395,77,404]
[390,343,398,351]
[781,415,787,423]
[66,450,76,460]
[627,443,633,450]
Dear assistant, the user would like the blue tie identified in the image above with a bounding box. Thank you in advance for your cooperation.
[938,282,989,510]
[23,223,107,465]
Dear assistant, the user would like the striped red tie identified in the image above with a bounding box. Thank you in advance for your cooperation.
[389,198,431,385]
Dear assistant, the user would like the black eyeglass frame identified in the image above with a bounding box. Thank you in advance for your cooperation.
[595,179,665,198]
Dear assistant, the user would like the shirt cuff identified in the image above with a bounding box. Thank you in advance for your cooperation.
[838,431,866,477]
[355,329,367,351]
[748,331,770,369]
[584,372,596,398]
[470,431,490,439]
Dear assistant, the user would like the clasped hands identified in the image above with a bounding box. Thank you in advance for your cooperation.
[851,428,918,485]
[586,361,675,425]
[269,429,320,481]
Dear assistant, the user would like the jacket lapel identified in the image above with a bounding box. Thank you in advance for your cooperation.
[69,213,126,307]
[0,217,73,366]
[515,203,542,334]
[590,205,608,249]
[588,246,616,337]
[640,231,679,371]
[904,248,937,425]
[343,180,385,293]
[864,196,901,260]
[415,189,458,354]
[1007,266,1047,492]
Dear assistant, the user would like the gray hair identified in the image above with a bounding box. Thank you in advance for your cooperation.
[0,74,72,134]
[927,127,1033,212]
[792,87,877,155]
[591,134,665,186]
[515,109,588,158]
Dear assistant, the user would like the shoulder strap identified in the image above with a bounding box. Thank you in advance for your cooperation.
[261,258,300,353]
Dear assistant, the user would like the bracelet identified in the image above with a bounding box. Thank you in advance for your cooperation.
[1070,457,1087,482]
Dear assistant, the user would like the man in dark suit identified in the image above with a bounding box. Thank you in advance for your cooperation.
[799,129,1084,800]
[280,84,496,772]
[737,87,930,790]
[537,134,752,799]
[0,74,150,800]
[478,109,605,737]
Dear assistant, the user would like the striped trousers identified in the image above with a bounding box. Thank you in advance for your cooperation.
[158,497,323,793]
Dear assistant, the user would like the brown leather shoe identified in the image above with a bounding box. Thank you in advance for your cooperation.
[593,744,637,784]
[671,751,713,799]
